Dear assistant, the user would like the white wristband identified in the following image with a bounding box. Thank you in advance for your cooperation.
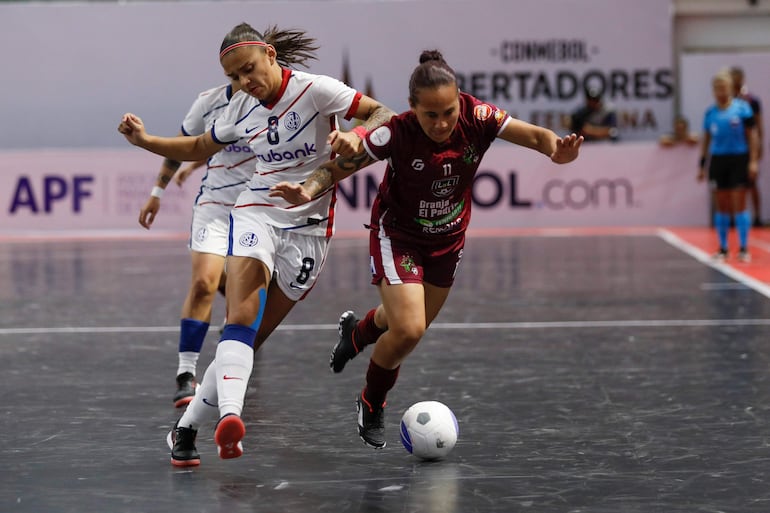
[150,186,165,199]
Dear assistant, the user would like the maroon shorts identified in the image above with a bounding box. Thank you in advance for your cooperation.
[369,229,465,288]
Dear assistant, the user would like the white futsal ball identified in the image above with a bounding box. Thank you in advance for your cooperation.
[399,401,459,460]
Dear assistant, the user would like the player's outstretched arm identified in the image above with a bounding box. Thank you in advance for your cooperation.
[118,113,224,162]
[497,117,582,164]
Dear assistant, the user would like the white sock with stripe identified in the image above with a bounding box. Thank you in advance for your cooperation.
[215,340,254,418]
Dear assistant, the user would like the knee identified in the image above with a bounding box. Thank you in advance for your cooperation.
[189,275,219,301]
[388,322,426,349]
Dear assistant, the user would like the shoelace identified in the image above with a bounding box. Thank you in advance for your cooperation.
[175,427,196,448]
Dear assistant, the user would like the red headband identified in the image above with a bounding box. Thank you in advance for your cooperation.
[219,41,268,59]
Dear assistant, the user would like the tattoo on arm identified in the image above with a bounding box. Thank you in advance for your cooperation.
[303,168,335,198]
[304,152,375,198]
[302,100,390,199]
[163,158,181,171]
[158,158,181,186]
[335,152,374,175]
[360,103,397,132]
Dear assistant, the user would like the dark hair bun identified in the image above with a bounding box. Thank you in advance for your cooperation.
[418,50,444,65]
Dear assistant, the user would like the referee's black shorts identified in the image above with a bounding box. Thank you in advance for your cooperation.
[709,153,749,190]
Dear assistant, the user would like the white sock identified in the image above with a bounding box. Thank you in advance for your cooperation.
[178,360,219,430]
[215,340,254,418]
[177,351,200,377]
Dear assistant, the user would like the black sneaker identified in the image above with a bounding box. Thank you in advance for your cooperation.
[173,372,196,408]
[356,392,386,449]
[167,420,200,467]
[331,311,361,373]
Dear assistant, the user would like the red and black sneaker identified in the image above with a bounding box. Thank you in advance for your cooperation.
[167,420,200,467]
[173,372,196,408]
[214,413,245,460]
[356,391,386,449]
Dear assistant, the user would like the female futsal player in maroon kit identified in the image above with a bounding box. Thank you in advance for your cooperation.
[270,50,583,448]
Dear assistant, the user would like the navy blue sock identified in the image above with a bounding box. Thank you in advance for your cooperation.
[179,318,209,353]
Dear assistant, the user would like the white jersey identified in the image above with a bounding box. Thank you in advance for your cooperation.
[212,68,362,237]
[181,84,254,206]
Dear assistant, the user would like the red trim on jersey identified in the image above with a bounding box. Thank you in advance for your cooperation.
[229,155,256,168]
[205,154,255,171]
[233,195,329,213]
[328,116,339,159]
[344,91,363,121]
[325,186,337,238]
[259,168,291,177]
[262,68,293,110]
[233,203,275,209]
[323,114,339,237]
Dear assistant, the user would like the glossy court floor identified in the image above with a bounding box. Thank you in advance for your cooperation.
[2,228,770,513]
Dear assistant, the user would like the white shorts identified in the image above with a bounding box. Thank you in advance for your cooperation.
[188,204,232,256]
[229,208,330,302]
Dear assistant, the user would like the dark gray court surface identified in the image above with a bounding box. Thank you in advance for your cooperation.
[2,234,770,513]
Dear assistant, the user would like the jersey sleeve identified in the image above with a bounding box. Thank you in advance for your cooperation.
[311,75,362,121]
[210,90,249,145]
[361,119,395,161]
[738,99,757,128]
[469,95,511,141]
[180,93,209,136]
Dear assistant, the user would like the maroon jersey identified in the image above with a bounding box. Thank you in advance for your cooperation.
[362,92,509,242]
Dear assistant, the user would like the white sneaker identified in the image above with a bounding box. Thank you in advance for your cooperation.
[712,248,728,261]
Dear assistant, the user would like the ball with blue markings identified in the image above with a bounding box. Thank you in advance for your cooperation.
[399,401,459,460]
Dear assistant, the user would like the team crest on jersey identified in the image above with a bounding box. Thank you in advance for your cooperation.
[399,254,418,275]
[411,159,425,171]
[284,112,301,131]
[494,109,507,128]
[474,104,493,121]
[369,126,392,147]
[432,176,459,197]
[196,227,208,242]
[239,232,259,247]
[462,144,479,164]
